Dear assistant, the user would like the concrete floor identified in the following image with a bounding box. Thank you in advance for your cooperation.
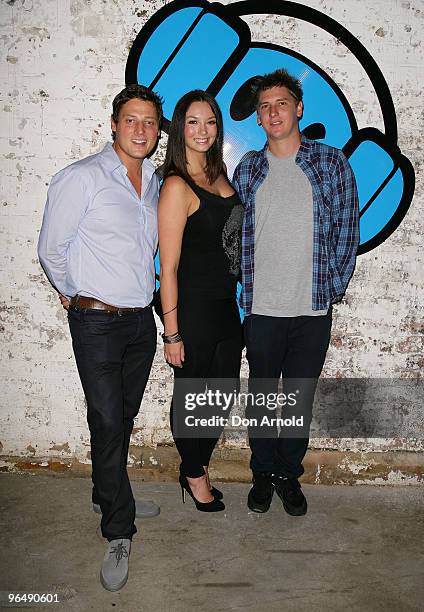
[0,474,423,612]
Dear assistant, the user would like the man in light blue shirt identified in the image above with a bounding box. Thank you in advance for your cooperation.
[38,84,163,592]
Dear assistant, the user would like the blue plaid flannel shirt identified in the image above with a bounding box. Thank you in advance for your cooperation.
[232,136,360,316]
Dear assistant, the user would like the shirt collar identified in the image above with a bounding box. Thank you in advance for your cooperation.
[258,133,313,164]
[296,134,313,160]
[99,142,157,181]
[99,142,125,171]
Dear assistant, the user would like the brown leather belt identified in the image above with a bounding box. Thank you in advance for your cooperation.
[69,295,147,313]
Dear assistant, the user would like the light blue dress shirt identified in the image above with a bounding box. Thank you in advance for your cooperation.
[38,143,159,308]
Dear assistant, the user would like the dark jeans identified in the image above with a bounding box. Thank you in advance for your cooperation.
[171,331,243,478]
[68,306,156,541]
[244,310,332,478]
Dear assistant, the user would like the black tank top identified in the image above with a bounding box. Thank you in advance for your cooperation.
[176,176,244,301]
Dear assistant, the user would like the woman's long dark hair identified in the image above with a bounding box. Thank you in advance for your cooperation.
[163,90,224,184]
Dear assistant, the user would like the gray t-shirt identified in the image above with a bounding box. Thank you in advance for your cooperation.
[252,150,328,317]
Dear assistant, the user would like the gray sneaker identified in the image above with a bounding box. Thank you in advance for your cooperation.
[100,538,131,592]
[93,499,160,519]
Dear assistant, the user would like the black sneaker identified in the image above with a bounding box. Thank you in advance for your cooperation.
[273,475,307,516]
[247,472,274,513]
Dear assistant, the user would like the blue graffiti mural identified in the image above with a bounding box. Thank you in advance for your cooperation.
[126,0,414,256]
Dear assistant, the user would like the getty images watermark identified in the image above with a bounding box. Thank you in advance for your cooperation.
[183,388,304,429]
[171,377,424,439]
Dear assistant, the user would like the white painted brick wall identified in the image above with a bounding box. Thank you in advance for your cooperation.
[0,0,422,459]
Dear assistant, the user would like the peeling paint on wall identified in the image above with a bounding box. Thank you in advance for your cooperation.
[0,0,422,472]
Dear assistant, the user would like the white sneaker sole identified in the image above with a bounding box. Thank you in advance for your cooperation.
[100,570,128,592]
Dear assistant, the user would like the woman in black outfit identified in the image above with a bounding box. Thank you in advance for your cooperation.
[158,90,243,512]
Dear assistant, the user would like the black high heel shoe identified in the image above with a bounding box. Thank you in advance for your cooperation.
[179,475,225,512]
[210,486,223,501]
[202,468,223,500]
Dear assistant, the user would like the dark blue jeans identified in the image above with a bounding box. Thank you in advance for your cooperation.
[68,306,156,541]
[244,310,332,478]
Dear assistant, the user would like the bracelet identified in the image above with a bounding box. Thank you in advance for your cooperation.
[163,305,177,316]
[162,331,182,344]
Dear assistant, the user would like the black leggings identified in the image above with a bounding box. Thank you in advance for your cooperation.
[171,332,242,478]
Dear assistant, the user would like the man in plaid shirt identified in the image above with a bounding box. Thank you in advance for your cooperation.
[233,68,359,515]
